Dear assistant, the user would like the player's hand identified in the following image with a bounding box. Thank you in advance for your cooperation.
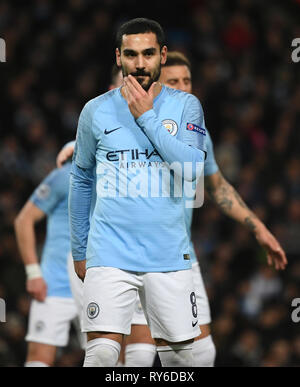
[74,260,86,281]
[26,277,47,302]
[56,145,75,168]
[254,225,288,270]
[123,74,156,119]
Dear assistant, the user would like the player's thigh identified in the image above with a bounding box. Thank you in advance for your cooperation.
[141,269,200,343]
[127,293,154,344]
[25,297,78,348]
[125,325,154,345]
[27,341,57,365]
[82,267,139,336]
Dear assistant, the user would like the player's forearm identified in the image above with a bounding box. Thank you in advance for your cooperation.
[136,109,205,181]
[14,217,39,265]
[69,161,94,261]
[205,171,264,234]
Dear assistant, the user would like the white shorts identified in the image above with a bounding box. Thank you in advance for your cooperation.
[132,261,211,326]
[67,255,148,327]
[192,261,211,325]
[83,267,200,342]
[25,297,78,347]
[67,254,87,349]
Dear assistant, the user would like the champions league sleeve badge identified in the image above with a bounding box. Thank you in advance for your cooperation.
[162,119,178,136]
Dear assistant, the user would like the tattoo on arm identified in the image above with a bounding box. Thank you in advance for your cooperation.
[244,216,257,232]
[233,190,247,209]
[205,173,234,213]
[206,172,258,228]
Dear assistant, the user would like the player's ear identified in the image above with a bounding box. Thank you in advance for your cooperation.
[160,46,167,66]
[116,48,121,67]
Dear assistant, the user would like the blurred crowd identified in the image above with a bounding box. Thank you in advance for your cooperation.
[0,0,299,367]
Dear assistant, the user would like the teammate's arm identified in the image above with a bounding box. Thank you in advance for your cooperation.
[205,170,287,270]
[124,75,205,181]
[56,142,75,168]
[14,201,47,301]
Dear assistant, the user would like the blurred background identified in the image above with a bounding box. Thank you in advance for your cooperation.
[0,0,299,367]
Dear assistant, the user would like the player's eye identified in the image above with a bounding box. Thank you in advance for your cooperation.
[124,51,137,57]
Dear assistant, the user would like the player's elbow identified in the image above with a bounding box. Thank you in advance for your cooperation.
[14,211,26,232]
[14,207,34,232]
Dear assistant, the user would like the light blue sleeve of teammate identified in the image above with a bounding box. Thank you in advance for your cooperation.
[204,130,219,177]
[136,94,206,181]
[69,101,96,261]
[63,140,76,150]
[30,167,68,215]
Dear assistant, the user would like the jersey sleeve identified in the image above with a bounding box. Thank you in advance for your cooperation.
[204,130,219,177]
[30,168,67,215]
[136,94,206,181]
[74,101,97,169]
[69,100,97,261]
[69,162,94,261]
[178,94,207,153]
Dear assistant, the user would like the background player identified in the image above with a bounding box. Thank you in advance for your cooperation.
[14,153,82,367]
[160,51,287,365]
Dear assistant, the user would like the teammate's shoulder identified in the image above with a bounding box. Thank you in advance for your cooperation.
[46,162,71,184]
[163,86,201,104]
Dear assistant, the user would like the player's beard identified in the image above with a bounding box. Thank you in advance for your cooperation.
[121,64,161,91]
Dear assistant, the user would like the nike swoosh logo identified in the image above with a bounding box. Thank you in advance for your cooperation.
[192,320,198,328]
[104,127,121,135]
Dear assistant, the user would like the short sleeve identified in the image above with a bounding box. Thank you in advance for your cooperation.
[30,167,68,215]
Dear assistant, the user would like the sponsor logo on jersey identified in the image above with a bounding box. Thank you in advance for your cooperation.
[186,123,206,136]
[106,148,161,162]
[162,119,178,136]
[87,302,100,319]
[183,254,190,260]
[104,127,122,135]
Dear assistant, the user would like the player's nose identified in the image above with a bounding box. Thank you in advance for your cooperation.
[135,54,146,69]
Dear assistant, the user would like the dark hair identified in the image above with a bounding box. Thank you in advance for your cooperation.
[163,51,191,71]
[115,18,166,50]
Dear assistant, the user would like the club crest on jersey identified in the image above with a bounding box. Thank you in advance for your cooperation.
[36,184,51,200]
[162,119,178,136]
[87,302,100,319]
[187,123,206,136]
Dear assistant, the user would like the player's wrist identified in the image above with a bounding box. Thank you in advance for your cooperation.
[25,263,42,280]
[135,108,156,126]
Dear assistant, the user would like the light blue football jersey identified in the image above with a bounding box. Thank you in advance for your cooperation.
[69,86,207,272]
[30,162,72,298]
[184,130,219,263]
